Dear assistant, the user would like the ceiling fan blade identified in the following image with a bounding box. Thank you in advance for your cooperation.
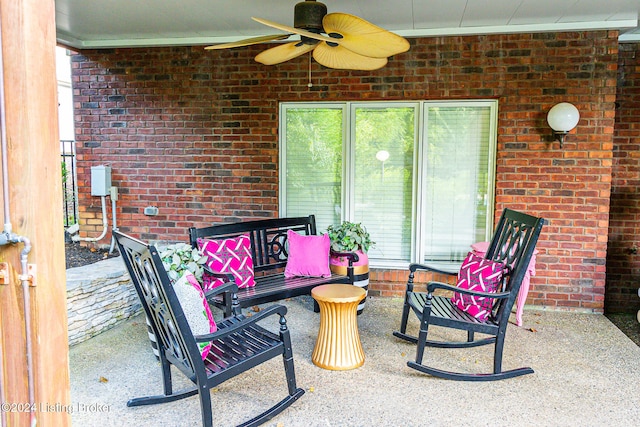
[255,41,316,65]
[252,16,335,43]
[205,34,290,50]
[322,13,410,58]
[313,43,387,71]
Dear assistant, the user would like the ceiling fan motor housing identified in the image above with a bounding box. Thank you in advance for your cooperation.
[294,0,327,32]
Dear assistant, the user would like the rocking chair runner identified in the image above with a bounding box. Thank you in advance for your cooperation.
[113,231,304,427]
[393,208,545,381]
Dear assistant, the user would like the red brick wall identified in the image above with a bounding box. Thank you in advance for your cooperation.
[606,42,640,313]
[72,31,618,312]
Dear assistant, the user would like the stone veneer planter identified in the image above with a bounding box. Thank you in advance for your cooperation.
[66,256,140,346]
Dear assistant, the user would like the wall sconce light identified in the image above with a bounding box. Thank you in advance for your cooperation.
[546,102,580,148]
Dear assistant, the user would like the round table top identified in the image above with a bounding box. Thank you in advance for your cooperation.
[311,284,365,303]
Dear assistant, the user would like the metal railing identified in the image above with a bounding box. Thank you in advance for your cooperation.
[61,140,78,227]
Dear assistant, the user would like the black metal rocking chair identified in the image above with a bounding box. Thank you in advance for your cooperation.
[113,230,304,427]
[393,208,545,381]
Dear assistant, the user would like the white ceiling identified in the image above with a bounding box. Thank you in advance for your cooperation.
[55,0,640,49]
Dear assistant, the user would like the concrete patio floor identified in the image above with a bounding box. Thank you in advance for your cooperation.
[70,296,640,427]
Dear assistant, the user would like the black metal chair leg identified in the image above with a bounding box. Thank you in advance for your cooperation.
[398,298,411,335]
[280,316,302,397]
[398,272,415,334]
[159,353,173,396]
[393,273,419,343]
[231,292,241,316]
[199,386,213,427]
[414,297,433,365]
[494,333,506,374]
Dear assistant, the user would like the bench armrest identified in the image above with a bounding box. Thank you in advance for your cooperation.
[202,265,235,283]
[201,268,238,315]
[330,249,360,265]
[194,304,288,342]
[203,281,238,299]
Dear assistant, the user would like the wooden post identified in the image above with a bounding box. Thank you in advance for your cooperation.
[0,0,71,425]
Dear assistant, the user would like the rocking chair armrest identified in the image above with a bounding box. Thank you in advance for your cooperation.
[329,249,359,265]
[426,281,510,300]
[410,262,459,276]
[194,304,288,342]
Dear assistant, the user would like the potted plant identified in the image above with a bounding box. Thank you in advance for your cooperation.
[160,242,208,283]
[326,221,375,314]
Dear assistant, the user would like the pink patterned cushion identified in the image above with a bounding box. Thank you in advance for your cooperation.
[451,252,506,321]
[172,271,217,359]
[284,230,331,278]
[198,235,255,290]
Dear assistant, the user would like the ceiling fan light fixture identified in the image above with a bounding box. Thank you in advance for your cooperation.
[252,17,333,43]
[294,0,327,32]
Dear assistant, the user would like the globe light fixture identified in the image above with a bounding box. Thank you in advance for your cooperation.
[546,102,580,148]
[376,150,390,181]
[375,150,390,162]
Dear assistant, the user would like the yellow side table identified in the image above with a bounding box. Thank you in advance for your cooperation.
[311,284,366,370]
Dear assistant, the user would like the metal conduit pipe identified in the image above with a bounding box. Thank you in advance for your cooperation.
[71,195,109,242]
[0,11,37,427]
[18,237,34,427]
[0,25,9,237]
[108,188,118,254]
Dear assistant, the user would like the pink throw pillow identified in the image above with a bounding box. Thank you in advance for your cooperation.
[198,234,255,290]
[451,252,506,322]
[284,230,331,278]
[172,271,217,359]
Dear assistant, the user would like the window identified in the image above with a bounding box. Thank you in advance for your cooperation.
[280,101,497,267]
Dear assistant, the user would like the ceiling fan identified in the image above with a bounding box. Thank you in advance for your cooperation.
[205,0,410,71]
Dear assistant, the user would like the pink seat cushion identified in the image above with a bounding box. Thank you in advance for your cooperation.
[284,230,331,278]
[198,234,255,290]
[451,252,506,321]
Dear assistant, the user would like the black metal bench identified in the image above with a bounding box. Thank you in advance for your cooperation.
[188,215,356,316]
[113,230,304,427]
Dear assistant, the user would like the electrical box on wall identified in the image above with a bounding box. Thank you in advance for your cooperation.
[91,165,112,196]
[144,206,159,216]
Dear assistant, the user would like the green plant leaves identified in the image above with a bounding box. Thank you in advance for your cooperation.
[326,221,374,253]
[160,242,206,283]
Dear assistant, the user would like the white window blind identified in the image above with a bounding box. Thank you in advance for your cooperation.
[281,107,343,231]
[422,105,494,261]
[352,106,416,261]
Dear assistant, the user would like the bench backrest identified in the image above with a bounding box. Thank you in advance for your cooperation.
[188,215,317,273]
[484,208,545,321]
[114,230,202,381]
